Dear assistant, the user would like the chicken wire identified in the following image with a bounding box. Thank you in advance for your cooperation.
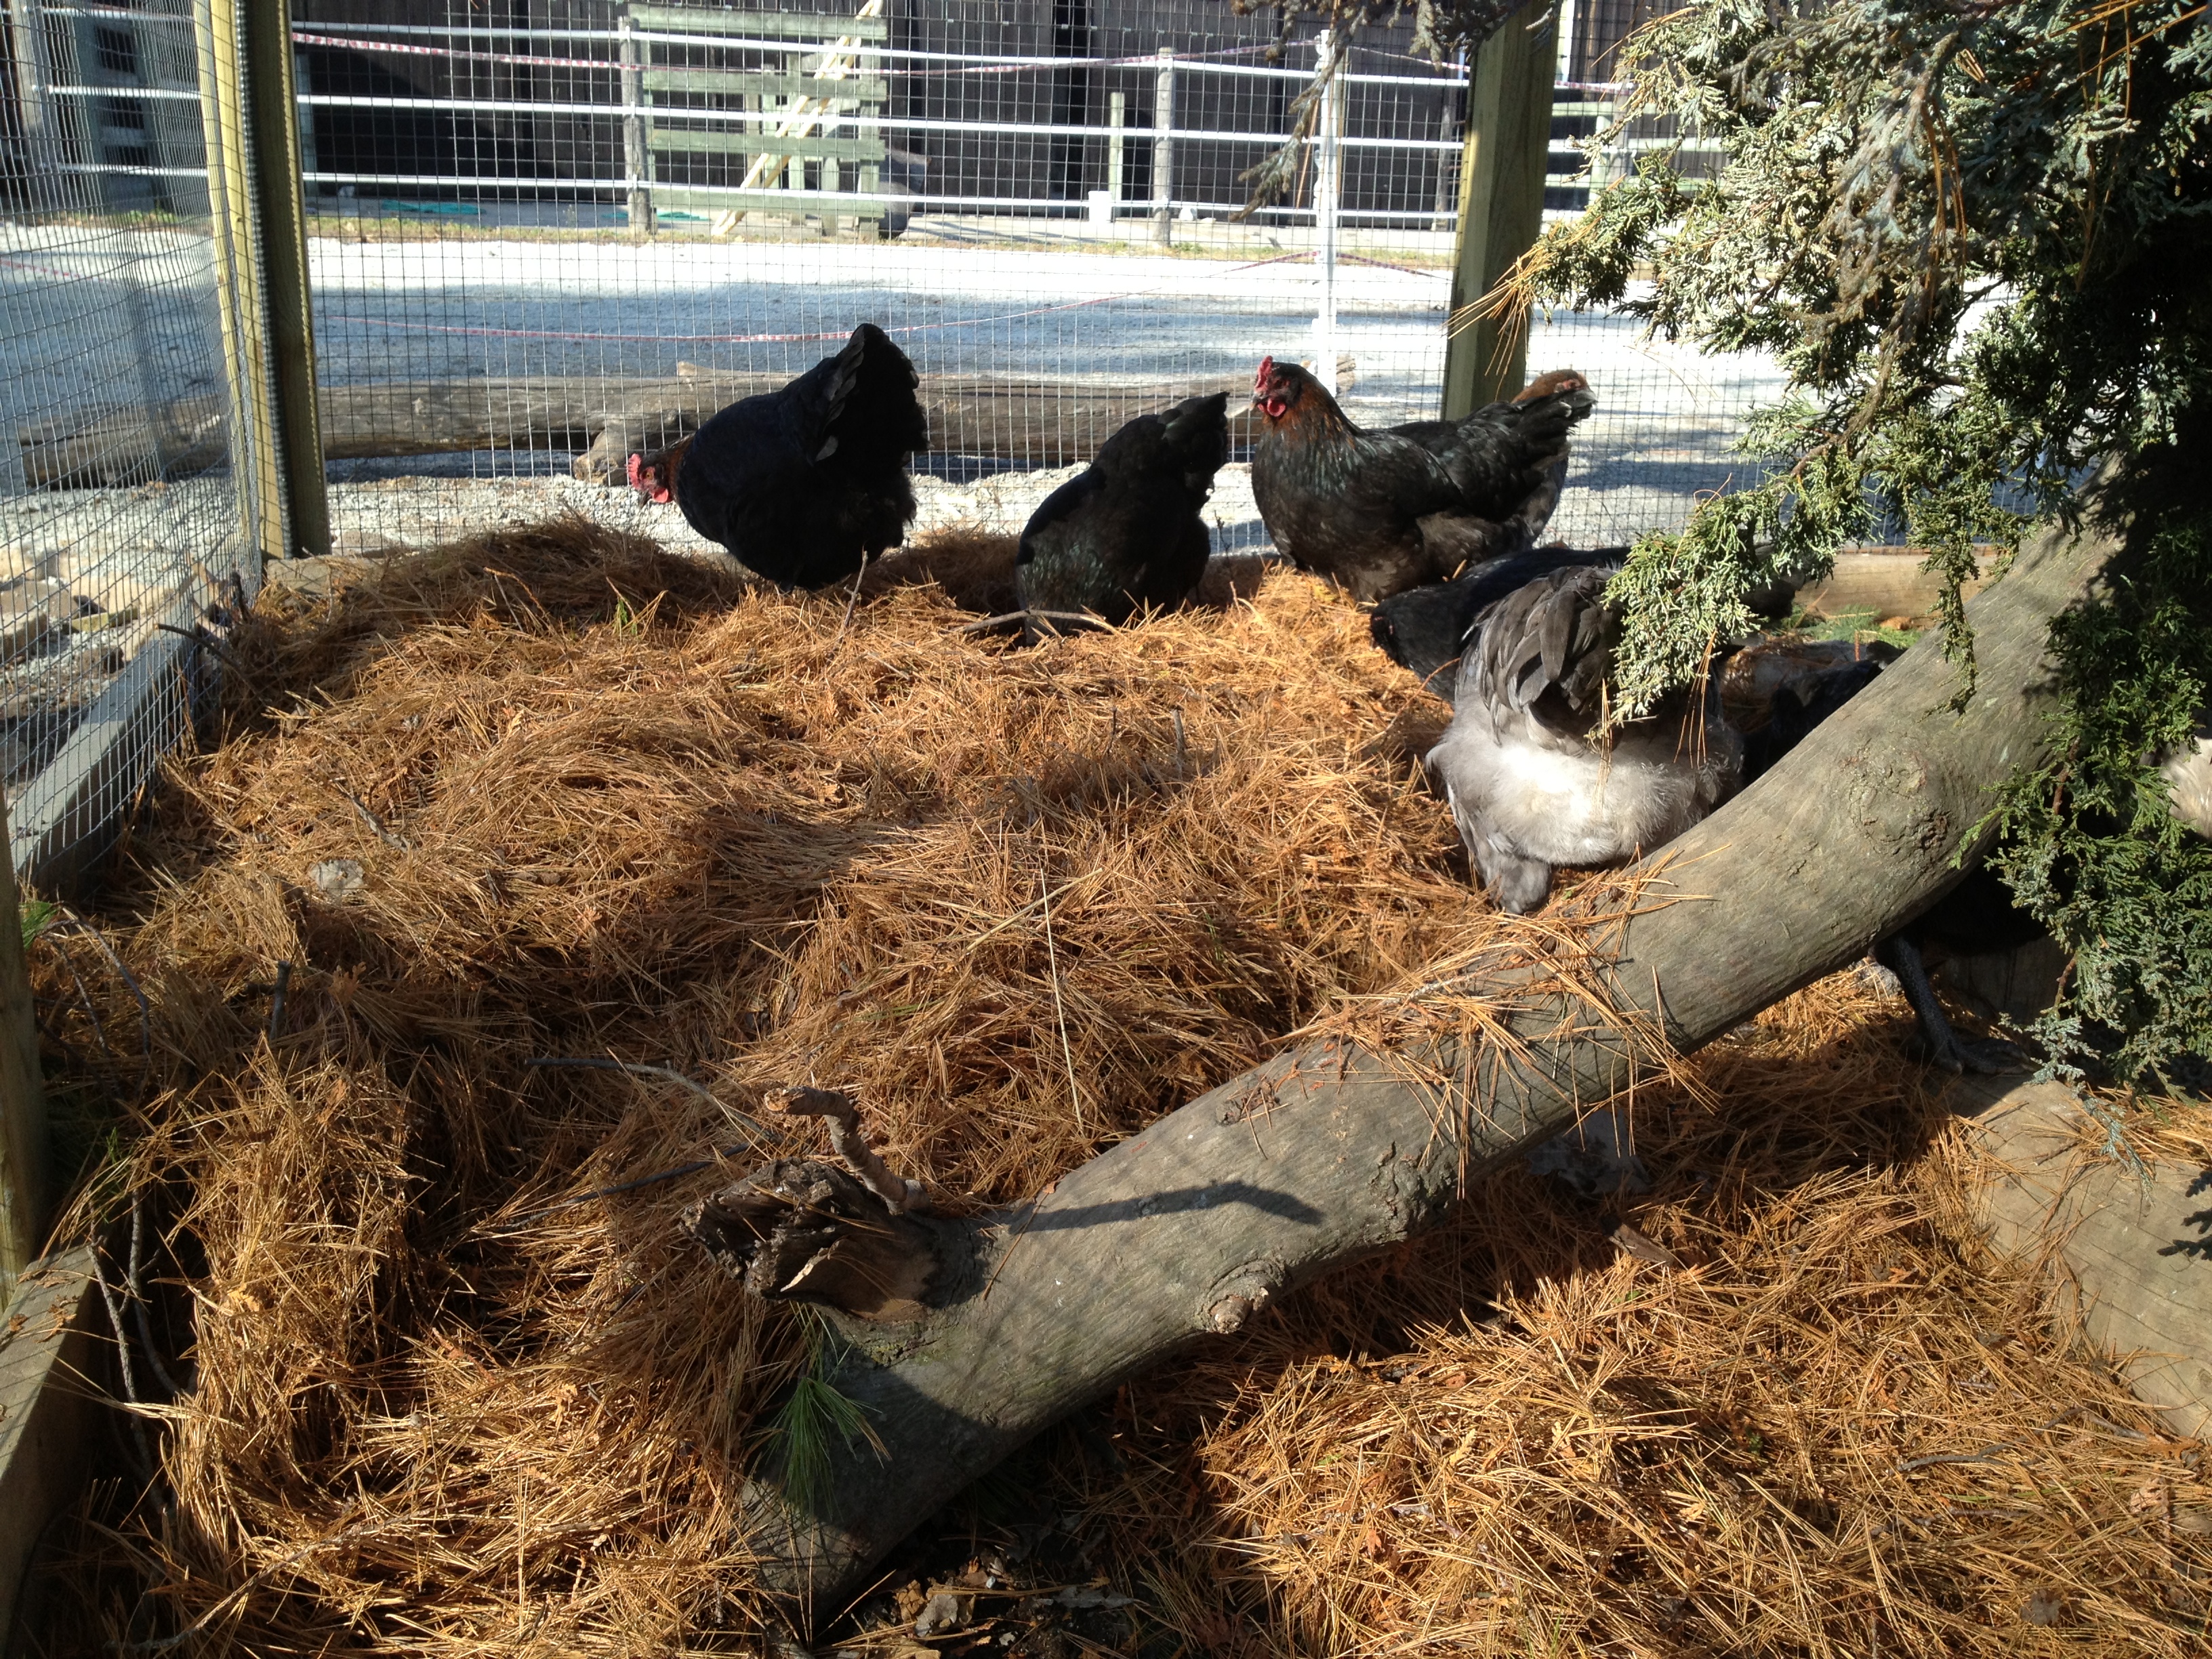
[0,0,1812,888]
[281,0,1791,558]
[1,0,258,886]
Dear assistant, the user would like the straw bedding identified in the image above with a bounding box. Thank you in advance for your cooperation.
[26,518,2212,1656]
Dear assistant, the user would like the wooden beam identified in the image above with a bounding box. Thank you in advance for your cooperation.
[1792,549,2001,621]
[195,0,283,567]
[1441,6,1558,419]
[577,371,1261,479]
[626,5,888,39]
[0,1248,100,1643]
[15,373,1262,486]
[0,794,48,1285]
[244,0,329,558]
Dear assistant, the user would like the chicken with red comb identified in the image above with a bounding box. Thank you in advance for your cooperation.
[626,441,688,506]
[626,323,928,590]
[1250,356,1595,602]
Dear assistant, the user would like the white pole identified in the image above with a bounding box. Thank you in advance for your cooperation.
[1152,47,1174,245]
[1313,28,1340,396]
[1107,89,1124,209]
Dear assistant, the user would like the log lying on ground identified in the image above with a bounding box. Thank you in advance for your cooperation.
[687,508,2121,1624]
[14,373,1263,489]
[1954,1073,2212,1441]
[569,369,1266,484]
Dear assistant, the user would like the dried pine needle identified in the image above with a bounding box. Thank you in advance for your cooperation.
[25,515,2210,1656]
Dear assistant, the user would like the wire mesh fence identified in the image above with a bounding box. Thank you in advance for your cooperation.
[0,0,258,886]
[0,0,1818,884]
[283,0,1785,560]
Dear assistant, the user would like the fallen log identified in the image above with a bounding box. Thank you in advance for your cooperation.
[567,369,1268,485]
[14,373,1267,489]
[1956,1073,2212,1441]
[687,506,2123,1623]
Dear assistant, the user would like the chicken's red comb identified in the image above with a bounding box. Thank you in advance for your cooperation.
[626,452,644,488]
[1255,355,1275,391]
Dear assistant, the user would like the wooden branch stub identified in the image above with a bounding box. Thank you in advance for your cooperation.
[766,1083,928,1214]
[682,1159,945,1323]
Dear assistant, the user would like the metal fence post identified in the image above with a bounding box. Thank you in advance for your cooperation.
[1151,47,1173,245]
[1312,28,1340,396]
[621,13,653,239]
[0,793,49,1286]
[1441,8,1558,418]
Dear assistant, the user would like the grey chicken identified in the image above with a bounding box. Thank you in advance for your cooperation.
[1422,560,1742,914]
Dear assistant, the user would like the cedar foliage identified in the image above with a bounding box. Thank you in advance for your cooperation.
[1471,0,2212,1082]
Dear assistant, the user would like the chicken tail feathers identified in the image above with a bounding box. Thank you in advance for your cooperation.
[813,322,930,462]
[1470,563,1619,724]
[1160,390,1231,491]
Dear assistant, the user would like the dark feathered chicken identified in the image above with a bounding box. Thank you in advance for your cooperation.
[1722,636,1898,781]
[626,322,929,590]
[1370,544,1632,701]
[1723,637,2037,1073]
[1425,561,1742,914]
[1015,392,1229,639]
[1250,359,1596,602]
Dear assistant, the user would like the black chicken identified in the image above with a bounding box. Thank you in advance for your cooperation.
[1727,637,2037,1073]
[1014,392,1230,639]
[627,322,929,591]
[1250,359,1596,602]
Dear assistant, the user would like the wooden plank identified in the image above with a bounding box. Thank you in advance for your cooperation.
[651,188,884,218]
[646,128,885,163]
[628,6,888,40]
[0,788,47,1284]
[1793,549,1999,620]
[640,70,886,100]
[0,1248,100,1645]
[1441,8,1559,417]
[14,398,229,488]
[649,186,885,218]
[571,369,1259,481]
[1954,1076,2212,1441]
[7,588,195,892]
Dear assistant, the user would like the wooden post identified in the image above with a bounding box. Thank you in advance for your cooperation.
[621,14,653,238]
[0,805,49,1287]
[1441,6,1557,418]
[1151,47,1173,245]
[1106,89,1124,207]
[194,0,281,566]
[243,0,328,559]
[1311,29,1340,395]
